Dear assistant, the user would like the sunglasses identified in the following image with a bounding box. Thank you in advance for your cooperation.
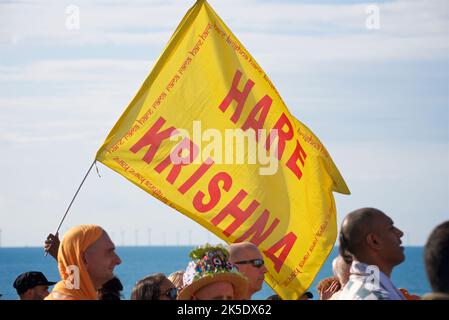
[234,258,265,268]
[163,287,178,300]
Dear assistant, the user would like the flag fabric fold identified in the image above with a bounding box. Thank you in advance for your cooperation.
[96,0,349,299]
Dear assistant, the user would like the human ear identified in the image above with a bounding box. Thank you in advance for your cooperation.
[24,288,33,300]
[366,233,381,250]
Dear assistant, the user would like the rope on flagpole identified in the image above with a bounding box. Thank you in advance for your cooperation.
[45,159,97,256]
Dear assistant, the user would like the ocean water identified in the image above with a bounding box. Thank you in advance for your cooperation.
[0,246,431,300]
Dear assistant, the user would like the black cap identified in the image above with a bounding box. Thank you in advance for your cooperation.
[302,291,314,299]
[13,271,56,295]
[298,291,314,300]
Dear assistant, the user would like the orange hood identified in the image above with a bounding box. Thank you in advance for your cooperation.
[46,225,104,300]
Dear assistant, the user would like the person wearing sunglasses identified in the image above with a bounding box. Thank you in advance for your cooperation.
[130,273,177,300]
[228,242,268,300]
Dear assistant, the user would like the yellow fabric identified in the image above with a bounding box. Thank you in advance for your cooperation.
[96,0,349,299]
[45,225,104,300]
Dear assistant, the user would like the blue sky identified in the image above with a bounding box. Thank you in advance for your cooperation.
[0,0,448,247]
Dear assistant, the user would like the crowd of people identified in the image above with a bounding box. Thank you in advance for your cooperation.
[6,208,449,300]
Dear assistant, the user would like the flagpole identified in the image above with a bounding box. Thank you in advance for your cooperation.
[45,159,97,256]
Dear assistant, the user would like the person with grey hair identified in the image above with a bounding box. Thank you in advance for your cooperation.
[333,255,351,287]
[228,242,268,300]
[168,270,185,292]
[317,255,350,300]
[327,255,351,300]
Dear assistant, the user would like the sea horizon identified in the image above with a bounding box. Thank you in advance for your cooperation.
[0,246,431,300]
[0,244,427,249]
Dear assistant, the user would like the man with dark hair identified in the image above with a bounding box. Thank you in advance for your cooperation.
[338,207,406,300]
[131,273,177,300]
[97,276,124,300]
[423,220,449,300]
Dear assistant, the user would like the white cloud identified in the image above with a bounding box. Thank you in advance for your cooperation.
[331,141,449,183]
[37,189,60,201]
[0,132,96,144]
[242,33,448,69]
[0,0,447,247]
[0,59,153,82]
[1,0,447,62]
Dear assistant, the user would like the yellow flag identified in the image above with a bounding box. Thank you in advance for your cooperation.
[96,0,350,299]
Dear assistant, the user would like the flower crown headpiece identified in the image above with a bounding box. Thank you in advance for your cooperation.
[183,244,240,286]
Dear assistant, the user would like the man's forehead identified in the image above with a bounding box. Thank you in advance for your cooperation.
[105,237,115,249]
[97,232,115,249]
[377,213,394,226]
[243,246,263,257]
[381,213,394,224]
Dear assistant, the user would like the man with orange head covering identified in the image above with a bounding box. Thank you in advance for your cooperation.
[45,224,122,300]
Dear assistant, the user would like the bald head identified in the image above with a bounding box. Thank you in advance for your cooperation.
[339,207,405,276]
[228,242,267,299]
[228,242,260,262]
[339,207,385,260]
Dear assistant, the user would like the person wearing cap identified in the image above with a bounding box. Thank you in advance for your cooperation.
[228,242,268,299]
[45,224,122,300]
[13,271,56,300]
[177,244,249,300]
[298,291,314,300]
